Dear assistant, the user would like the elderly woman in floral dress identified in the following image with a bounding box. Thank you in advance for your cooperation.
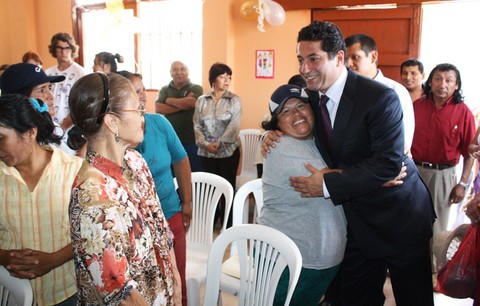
[67,72,181,305]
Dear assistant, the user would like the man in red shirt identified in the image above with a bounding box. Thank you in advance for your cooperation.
[411,63,475,239]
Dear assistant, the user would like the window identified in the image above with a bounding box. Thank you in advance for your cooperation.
[421,0,480,110]
[81,7,137,73]
[139,1,203,89]
[74,0,202,89]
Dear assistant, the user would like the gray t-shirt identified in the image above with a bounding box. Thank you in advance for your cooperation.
[258,136,347,269]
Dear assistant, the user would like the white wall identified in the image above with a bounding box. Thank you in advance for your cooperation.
[421,1,480,112]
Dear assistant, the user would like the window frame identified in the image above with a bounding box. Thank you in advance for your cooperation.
[72,0,139,72]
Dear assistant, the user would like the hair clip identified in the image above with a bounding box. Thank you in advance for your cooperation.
[29,98,49,113]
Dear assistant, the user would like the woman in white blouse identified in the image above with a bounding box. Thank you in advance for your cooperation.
[193,62,242,227]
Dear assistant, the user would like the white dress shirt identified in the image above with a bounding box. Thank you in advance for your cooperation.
[319,67,348,198]
[374,69,415,151]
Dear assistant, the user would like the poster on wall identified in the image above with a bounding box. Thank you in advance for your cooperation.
[255,50,274,79]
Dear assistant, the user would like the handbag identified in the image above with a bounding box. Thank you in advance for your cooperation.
[435,224,478,298]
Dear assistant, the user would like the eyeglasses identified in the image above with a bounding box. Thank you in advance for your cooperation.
[123,103,146,116]
[55,46,71,52]
[96,73,110,124]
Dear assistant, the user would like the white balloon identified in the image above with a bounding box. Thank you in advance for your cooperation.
[263,0,286,27]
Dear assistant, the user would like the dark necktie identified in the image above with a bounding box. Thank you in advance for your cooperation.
[319,94,333,155]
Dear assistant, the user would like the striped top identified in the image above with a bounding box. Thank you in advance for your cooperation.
[0,146,82,306]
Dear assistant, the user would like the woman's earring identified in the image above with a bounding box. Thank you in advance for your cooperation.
[115,132,120,142]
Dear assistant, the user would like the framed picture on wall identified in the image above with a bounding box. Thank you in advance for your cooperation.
[255,50,274,79]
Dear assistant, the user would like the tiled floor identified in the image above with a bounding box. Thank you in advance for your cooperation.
[200,279,474,306]
[207,207,475,306]
[202,239,474,305]
[383,277,473,306]
[434,294,473,306]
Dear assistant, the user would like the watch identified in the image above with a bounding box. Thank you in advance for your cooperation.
[458,181,468,188]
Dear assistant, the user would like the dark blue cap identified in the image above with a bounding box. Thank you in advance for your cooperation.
[269,84,309,114]
[0,63,65,94]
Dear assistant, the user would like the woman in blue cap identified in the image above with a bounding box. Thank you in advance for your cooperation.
[0,63,77,155]
[258,84,347,306]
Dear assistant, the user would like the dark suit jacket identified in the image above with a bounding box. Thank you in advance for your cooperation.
[311,69,435,259]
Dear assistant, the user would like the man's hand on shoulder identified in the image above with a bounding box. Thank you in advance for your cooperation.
[261,130,284,157]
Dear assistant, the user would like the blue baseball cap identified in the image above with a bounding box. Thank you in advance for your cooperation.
[269,84,309,114]
[0,63,65,94]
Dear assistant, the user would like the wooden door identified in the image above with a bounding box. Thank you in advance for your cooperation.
[312,5,422,83]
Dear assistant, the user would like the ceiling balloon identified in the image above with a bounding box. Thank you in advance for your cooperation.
[263,0,286,26]
[240,1,259,20]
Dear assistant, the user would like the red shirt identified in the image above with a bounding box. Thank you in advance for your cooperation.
[411,95,475,166]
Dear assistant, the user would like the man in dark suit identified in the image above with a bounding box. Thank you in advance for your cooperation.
[290,21,435,306]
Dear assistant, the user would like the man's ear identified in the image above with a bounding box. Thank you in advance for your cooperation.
[336,50,345,66]
[370,50,379,65]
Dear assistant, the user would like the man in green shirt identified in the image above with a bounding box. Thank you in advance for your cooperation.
[156,61,204,171]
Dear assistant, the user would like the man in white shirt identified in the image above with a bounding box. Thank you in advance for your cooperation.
[45,32,86,132]
[345,33,415,155]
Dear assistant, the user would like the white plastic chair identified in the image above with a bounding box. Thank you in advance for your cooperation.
[231,178,263,227]
[236,129,261,190]
[220,178,264,301]
[0,266,33,306]
[203,224,302,306]
[175,172,234,306]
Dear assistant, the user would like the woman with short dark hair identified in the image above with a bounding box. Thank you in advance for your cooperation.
[193,62,242,227]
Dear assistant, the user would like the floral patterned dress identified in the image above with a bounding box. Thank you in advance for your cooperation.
[69,148,175,305]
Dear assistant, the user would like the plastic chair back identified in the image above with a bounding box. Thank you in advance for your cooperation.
[0,266,33,306]
[185,172,234,251]
[231,178,263,255]
[203,224,302,306]
[174,171,234,306]
[236,129,261,189]
[232,178,263,226]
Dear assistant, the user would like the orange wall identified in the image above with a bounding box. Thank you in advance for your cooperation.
[203,0,310,129]
[230,5,310,130]
[0,0,310,129]
[0,0,73,69]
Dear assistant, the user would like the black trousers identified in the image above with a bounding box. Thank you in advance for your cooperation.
[200,148,240,228]
[326,230,434,306]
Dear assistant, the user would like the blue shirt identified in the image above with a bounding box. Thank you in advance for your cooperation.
[136,113,187,219]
